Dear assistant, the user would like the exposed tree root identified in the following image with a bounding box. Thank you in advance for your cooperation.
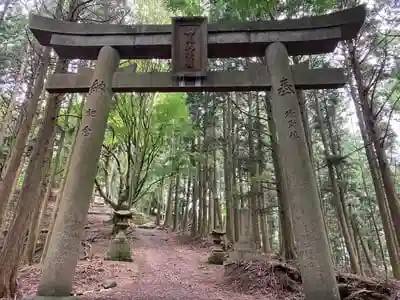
[224,260,400,300]
[0,267,20,299]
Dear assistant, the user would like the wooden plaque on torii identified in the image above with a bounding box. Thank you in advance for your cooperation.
[171,16,208,80]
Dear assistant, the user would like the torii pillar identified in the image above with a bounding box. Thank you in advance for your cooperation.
[36,46,120,297]
[266,42,340,300]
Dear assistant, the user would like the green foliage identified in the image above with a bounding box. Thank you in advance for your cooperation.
[164,0,203,15]
[0,14,27,73]
[97,79,194,208]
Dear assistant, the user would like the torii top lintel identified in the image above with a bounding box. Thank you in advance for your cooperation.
[29,5,366,60]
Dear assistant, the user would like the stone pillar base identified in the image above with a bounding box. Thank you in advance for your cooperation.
[227,247,263,261]
[105,231,132,262]
[208,246,226,265]
[23,296,81,300]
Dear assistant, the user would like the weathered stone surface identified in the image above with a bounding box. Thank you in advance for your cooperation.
[210,229,225,246]
[36,46,120,297]
[112,209,133,232]
[208,251,226,265]
[211,228,225,235]
[45,66,346,94]
[266,42,340,299]
[29,5,366,59]
[228,209,263,262]
[29,6,365,38]
[49,27,344,59]
[211,246,224,253]
[228,249,263,262]
[114,210,133,216]
[105,231,132,262]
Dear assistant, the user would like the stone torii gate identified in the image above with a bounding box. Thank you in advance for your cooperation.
[27,6,365,300]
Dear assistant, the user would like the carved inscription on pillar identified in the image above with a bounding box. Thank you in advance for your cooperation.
[81,79,104,137]
[278,76,300,140]
[172,16,207,79]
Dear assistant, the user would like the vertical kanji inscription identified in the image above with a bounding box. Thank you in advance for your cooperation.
[277,77,295,96]
[81,125,92,137]
[183,28,196,69]
[283,108,300,140]
[88,79,106,95]
[171,17,207,79]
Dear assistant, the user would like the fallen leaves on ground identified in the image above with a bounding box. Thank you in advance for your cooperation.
[19,258,137,297]
[224,259,400,300]
[15,212,400,300]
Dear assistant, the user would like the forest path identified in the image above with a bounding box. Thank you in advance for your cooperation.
[82,227,262,300]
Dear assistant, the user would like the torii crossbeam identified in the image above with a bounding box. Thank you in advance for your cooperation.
[46,64,346,93]
[29,5,365,94]
[30,5,365,59]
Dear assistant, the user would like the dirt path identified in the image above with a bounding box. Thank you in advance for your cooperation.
[82,227,261,300]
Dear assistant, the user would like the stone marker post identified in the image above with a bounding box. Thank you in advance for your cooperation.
[36,46,120,297]
[238,208,251,244]
[228,208,261,261]
[265,42,340,300]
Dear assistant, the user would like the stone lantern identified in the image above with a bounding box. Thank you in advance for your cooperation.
[105,210,133,262]
[207,228,226,265]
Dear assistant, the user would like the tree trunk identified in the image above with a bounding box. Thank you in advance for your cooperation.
[164,177,174,227]
[314,93,360,274]
[222,96,234,242]
[209,158,216,231]
[232,115,240,241]
[172,173,180,231]
[0,57,67,298]
[201,141,208,235]
[348,44,400,250]
[247,94,261,249]
[256,97,270,253]
[351,212,376,276]
[156,183,162,226]
[0,42,29,150]
[0,155,24,233]
[197,159,204,235]
[182,172,191,231]
[213,147,222,228]
[293,58,313,162]
[346,45,400,278]
[25,96,74,264]
[190,139,198,237]
[24,134,55,265]
[210,98,218,231]
[208,166,214,233]
[264,94,296,260]
[0,46,51,228]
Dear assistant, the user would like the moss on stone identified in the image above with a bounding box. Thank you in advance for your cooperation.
[105,231,132,262]
[207,251,226,265]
